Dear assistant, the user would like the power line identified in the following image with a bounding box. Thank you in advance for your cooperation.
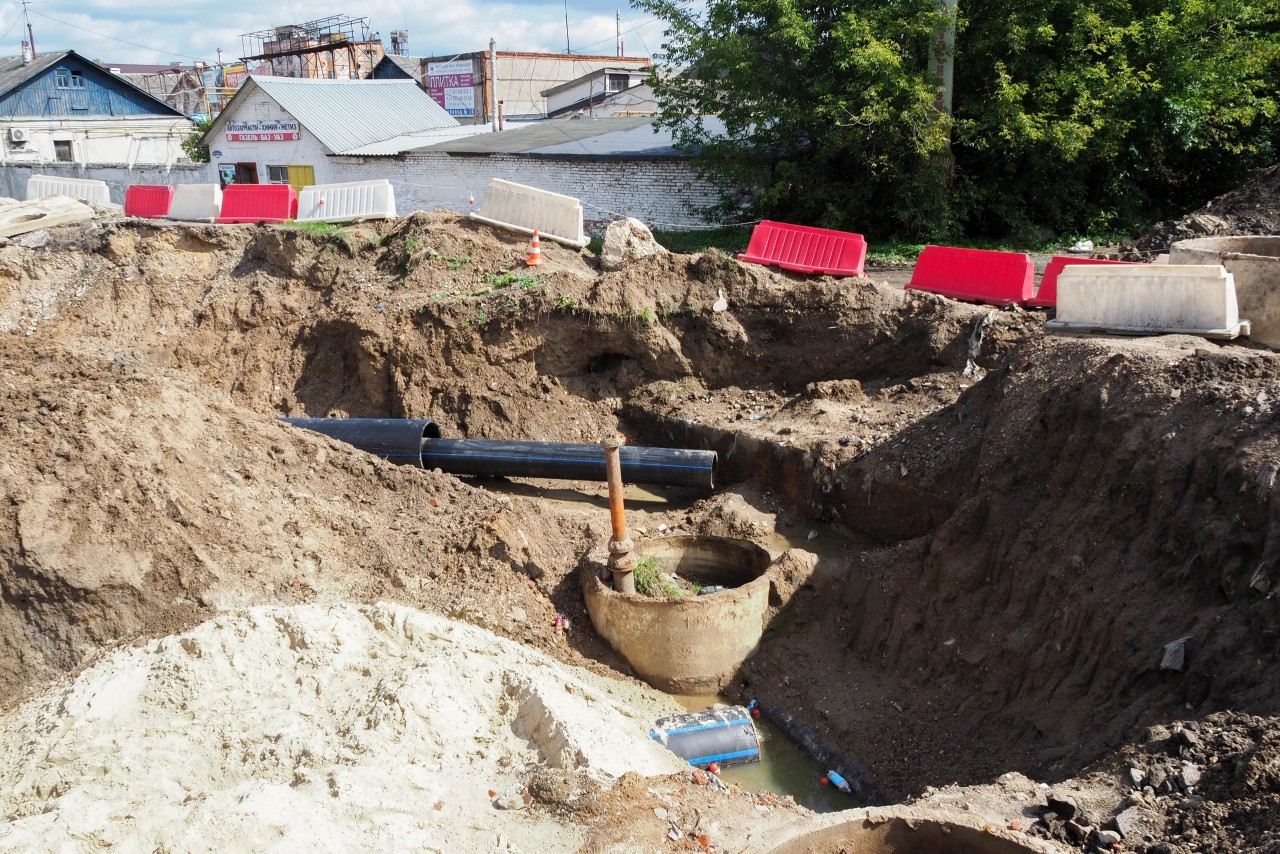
[29,9,213,64]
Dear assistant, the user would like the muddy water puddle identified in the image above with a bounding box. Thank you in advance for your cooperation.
[674,695,858,814]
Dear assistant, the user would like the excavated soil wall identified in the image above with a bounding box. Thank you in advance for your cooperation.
[2,215,1279,851]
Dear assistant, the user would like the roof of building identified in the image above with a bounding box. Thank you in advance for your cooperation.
[104,63,192,74]
[374,55,423,78]
[546,81,658,119]
[206,76,460,155]
[0,50,187,117]
[408,115,719,159]
[541,67,649,98]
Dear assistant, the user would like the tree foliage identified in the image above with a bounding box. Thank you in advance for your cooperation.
[182,117,214,164]
[637,0,1280,238]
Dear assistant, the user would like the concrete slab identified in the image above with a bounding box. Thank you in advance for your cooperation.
[1047,264,1251,340]
[0,195,95,238]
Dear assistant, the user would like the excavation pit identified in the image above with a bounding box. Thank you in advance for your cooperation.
[769,818,1046,854]
[582,535,772,693]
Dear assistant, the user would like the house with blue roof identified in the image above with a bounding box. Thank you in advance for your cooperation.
[0,50,193,168]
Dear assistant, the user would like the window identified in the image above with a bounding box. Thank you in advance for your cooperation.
[606,74,631,92]
[267,165,290,183]
[53,140,73,162]
[54,68,85,89]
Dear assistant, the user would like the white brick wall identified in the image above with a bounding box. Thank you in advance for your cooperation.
[329,153,725,231]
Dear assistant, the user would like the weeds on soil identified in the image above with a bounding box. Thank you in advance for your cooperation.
[633,557,685,598]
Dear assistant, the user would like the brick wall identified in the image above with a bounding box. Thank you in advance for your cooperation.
[329,153,726,231]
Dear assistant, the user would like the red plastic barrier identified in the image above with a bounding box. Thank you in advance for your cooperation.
[1028,256,1139,308]
[908,245,1034,305]
[124,185,174,218]
[738,220,867,277]
[215,184,298,224]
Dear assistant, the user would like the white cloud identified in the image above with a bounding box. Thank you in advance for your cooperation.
[0,0,665,66]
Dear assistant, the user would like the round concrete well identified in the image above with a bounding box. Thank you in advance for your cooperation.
[1170,236,1280,348]
[769,817,1045,854]
[581,535,772,693]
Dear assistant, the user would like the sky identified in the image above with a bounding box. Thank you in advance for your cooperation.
[0,0,669,67]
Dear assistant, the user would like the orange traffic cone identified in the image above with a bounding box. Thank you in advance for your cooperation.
[525,230,543,267]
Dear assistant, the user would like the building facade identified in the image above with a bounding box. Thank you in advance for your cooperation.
[371,52,652,125]
[0,50,193,168]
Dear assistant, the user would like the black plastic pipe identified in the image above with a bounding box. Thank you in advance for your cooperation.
[280,418,441,467]
[281,418,716,488]
[420,439,715,488]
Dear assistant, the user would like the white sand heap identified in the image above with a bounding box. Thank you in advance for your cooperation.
[0,603,686,852]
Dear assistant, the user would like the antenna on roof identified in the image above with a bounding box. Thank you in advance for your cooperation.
[564,0,571,53]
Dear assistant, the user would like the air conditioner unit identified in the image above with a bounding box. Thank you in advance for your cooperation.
[9,127,29,143]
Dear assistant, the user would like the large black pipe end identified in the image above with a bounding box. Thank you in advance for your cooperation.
[280,417,440,467]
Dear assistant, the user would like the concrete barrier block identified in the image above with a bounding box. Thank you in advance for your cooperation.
[166,184,223,223]
[469,178,589,248]
[1171,236,1280,349]
[298,180,397,223]
[25,174,110,206]
[1046,264,1251,340]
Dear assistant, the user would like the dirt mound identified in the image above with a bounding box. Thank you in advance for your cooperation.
[1120,163,1280,258]
[2,211,1280,852]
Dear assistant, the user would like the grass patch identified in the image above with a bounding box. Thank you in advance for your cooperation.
[484,271,541,289]
[447,255,472,270]
[284,220,345,239]
[633,556,685,598]
[651,226,753,256]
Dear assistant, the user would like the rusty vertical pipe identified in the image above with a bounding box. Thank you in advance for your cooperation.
[600,435,636,594]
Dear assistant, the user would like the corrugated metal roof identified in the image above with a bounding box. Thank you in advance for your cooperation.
[246,77,458,155]
[0,53,68,97]
[340,124,492,156]
[408,116,722,159]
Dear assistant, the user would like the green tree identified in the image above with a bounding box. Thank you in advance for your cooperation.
[952,0,1280,236]
[636,0,955,238]
[639,0,1280,239]
[182,117,214,164]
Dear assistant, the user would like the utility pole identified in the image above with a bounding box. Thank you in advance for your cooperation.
[22,0,35,58]
[489,38,498,132]
[616,10,620,58]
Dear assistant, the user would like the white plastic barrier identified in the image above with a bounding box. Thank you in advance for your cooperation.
[166,184,223,223]
[1046,264,1251,340]
[25,174,110,206]
[469,178,589,248]
[297,180,397,223]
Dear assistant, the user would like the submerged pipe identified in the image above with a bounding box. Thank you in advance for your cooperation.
[281,418,716,488]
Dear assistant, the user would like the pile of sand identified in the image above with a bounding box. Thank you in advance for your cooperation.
[0,603,685,852]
